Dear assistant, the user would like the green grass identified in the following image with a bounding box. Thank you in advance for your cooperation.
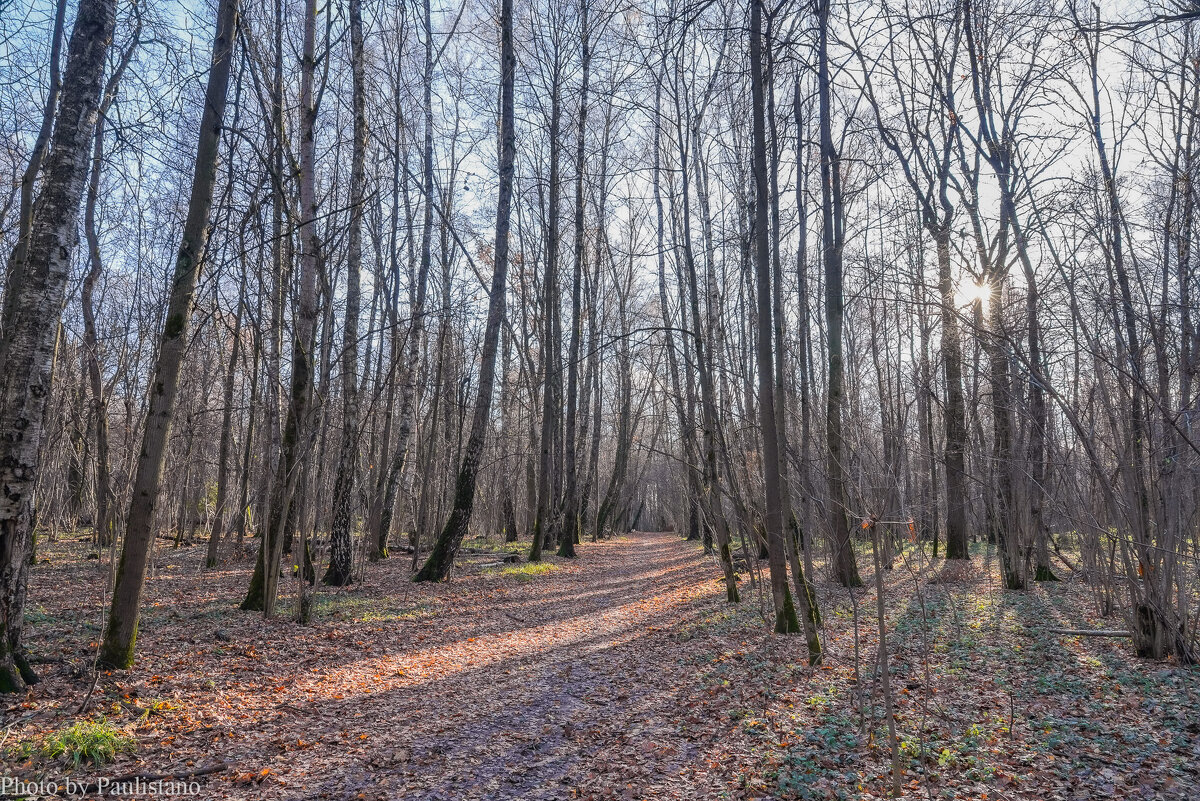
[12,719,135,767]
[311,594,436,623]
[462,536,526,556]
[485,562,559,581]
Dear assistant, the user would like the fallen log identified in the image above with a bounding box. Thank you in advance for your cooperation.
[1046,628,1131,637]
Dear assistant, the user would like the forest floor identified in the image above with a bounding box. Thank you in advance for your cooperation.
[2,530,1198,800]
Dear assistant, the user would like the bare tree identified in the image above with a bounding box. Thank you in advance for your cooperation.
[0,0,119,690]
[99,0,239,666]
[414,0,516,582]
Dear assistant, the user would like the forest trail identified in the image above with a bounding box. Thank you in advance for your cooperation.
[11,532,1200,800]
[285,531,723,800]
[58,532,732,800]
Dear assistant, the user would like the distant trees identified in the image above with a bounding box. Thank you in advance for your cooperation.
[852,0,969,560]
[326,0,369,588]
[414,0,517,583]
[750,0,821,655]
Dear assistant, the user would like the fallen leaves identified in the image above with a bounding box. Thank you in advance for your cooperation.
[4,534,1198,801]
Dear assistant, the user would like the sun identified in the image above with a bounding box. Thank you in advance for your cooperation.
[956,280,990,308]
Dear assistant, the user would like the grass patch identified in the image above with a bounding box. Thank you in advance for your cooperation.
[462,536,526,556]
[11,719,135,767]
[485,562,559,581]
[311,595,436,624]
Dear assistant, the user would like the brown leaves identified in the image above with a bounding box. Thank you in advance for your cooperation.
[11,534,1199,800]
[230,767,271,785]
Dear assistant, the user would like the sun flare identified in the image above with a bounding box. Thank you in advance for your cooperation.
[957,280,991,308]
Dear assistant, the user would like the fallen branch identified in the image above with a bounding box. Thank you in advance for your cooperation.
[1049,533,1079,572]
[0,713,36,750]
[76,669,101,714]
[1046,628,1131,637]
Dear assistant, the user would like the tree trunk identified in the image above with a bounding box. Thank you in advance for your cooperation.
[2,0,68,339]
[98,0,237,668]
[413,0,515,582]
[243,0,320,617]
[531,52,564,563]
[750,0,799,636]
[936,229,970,560]
[0,0,111,693]
[206,267,244,569]
[324,0,368,587]
[559,0,590,559]
[817,0,861,587]
[373,0,433,559]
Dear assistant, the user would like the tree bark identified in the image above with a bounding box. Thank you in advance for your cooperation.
[559,0,590,559]
[0,0,114,689]
[750,0,799,636]
[324,0,368,587]
[2,0,69,341]
[531,46,564,563]
[817,0,861,587]
[99,0,238,668]
[413,0,515,582]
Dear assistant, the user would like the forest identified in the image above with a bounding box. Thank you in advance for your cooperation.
[0,0,1198,797]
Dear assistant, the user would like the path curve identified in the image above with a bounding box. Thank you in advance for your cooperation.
[225,532,725,800]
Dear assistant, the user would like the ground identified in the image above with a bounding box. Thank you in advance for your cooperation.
[2,531,1198,800]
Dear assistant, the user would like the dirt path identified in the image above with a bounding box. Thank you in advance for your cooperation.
[15,531,1196,800]
[35,532,728,800]
[274,532,721,801]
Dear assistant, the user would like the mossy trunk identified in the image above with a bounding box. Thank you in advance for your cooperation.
[1034,563,1058,582]
[720,539,740,603]
[788,514,822,630]
[0,521,40,690]
[556,516,576,557]
[502,491,518,543]
[774,586,800,634]
[686,501,701,541]
[1034,523,1057,581]
[1133,603,1169,660]
[241,542,266,612]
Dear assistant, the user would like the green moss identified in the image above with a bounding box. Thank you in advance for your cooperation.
[98,626,137,670]
[0,661,23,694]
[775,586,801,634]
[162,311,187,341]
[719,541,740,602]
[1035,564,1059,581]
[556,526,577,557]
[240,542,266,611]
